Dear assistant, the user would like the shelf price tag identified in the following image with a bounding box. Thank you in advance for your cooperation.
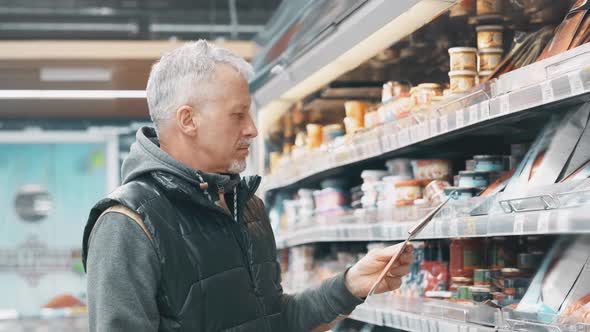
[450,220,459,236]
[500,95,510,114]
[537,211,551,233]
[440,114,449,133]
[557,210,571,232]
[480,100,490,120]
[398,129,410,147]
[430,118,439,136]
[541,81,554,103]
[468,105,479,125]
[569,71,585,95]
[420,122,429,140]
[513,213,525,234]
[456,109,465,128]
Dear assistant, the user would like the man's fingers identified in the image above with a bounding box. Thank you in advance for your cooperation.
[384,276,402,292]
[388,264,411,277]
[373,243,413,262]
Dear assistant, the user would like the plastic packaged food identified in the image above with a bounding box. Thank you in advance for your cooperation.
[470,286,492,302]
[473,155,506,172]
[476,0,502,16]
[412,159,451,181]
[451,238,484,279]
[458,171,493,187]
[449,70,477,94]
[478,48,503,72]
[444,187,483,200]
[424,180,450,205]
[477,25,504,49]
[394,180,423,201]
[449,47,478,71]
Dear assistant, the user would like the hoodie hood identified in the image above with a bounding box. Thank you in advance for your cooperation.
[121,127,255,194]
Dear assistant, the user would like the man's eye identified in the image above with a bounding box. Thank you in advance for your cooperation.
[234,113,245,119]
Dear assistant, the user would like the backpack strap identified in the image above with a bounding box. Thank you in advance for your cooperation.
[88,205,153,246]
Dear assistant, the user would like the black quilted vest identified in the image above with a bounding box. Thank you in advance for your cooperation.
[82,171,284,331]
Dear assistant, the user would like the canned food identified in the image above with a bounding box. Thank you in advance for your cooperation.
[449,70,477,94]
[449,47,478,71]
[476,0,503,16]
[478,48,503,72]
[394,180,423,201]
[476,25,504,49]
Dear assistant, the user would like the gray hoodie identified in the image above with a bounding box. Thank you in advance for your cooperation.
[85,127,363,332]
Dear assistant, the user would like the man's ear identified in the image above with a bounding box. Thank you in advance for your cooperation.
[176,105,199,136]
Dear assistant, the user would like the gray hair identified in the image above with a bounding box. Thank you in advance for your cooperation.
[146,39,254,130]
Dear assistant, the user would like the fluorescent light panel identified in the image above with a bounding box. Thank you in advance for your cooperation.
[40,67,113,82]
[0,90,146,99]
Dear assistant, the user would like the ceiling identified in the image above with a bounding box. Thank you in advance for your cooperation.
[0,0,279,121]
[0,0,281,40]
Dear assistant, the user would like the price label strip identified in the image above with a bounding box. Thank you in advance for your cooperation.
[569,71,585,96]
[537,211,551,233]
[541,81,554,104]
[500,95,510,114]
[469,105,479,125]
[514,213,525,234]
[480,100,490,120]
[440,114,449,133]
[456,109,465,128]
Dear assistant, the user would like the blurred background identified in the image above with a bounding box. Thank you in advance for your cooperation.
[0,0,279,330]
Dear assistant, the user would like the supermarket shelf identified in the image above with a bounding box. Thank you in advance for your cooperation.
[349,302,498,332]
[262,44,590,194]
[275,204,590,249]
[346,295,590,332]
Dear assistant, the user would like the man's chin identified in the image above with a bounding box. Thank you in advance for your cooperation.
[228,159,247,174]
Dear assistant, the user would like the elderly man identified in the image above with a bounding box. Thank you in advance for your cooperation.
[82,40,412,332]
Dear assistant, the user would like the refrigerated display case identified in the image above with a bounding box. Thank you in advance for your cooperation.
[252,1,590,331]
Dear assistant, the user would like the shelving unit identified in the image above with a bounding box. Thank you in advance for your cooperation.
[253,2,590,332]
[261,44,590,194]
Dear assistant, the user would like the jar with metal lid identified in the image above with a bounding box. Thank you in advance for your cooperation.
[449,70,477,94]
[476,25,504,49]
[478,48,503,72]
[449,47,478,71]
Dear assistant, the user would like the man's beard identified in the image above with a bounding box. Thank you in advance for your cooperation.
[227,138,252,174]
[228,159,247,174]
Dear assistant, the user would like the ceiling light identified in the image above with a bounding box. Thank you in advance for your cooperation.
[0,90,146,100]
[40,67,113,82]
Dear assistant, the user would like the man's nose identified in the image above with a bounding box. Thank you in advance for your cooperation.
[243,114,258,138]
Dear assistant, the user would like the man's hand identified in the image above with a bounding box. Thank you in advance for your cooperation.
[344,243,413,298]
